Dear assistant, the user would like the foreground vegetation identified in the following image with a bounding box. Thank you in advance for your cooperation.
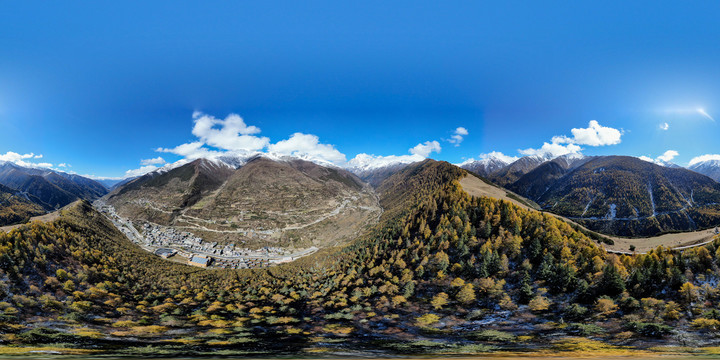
[2,160,720,355]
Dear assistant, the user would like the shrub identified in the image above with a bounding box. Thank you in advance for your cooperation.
[566,323,605,336]
[416,313,441,326]
[626,322,673,338]
[469,329,516,342]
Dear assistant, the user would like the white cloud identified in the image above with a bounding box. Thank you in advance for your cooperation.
[140,157,166,166]
[191,112,269,152]
[150,111,447,175]
[689,154,720,166]
[156,141,222,160]
[410,141,442,157]
[519,142,583,158]
[0,151,53,168]
[480,151,518,163]
[0,152,36,162]
[124,165,160,178]
[267,133,346,165]
[447,127,469,146]
[638,156,654,163]
[657,150,679,162]
[659,122,669,130]
[154,112,271,164]
[155,112,270,165]
[569,120,622,146]
[638,150,679,165]
[57,163,69,167]
[347,140,443,170]
[517,120,621,159]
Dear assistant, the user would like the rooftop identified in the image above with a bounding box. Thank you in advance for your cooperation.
[190,255,210,266]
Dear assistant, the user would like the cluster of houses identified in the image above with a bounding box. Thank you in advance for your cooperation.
[95,201,305,270]
[141,223,295,269]
[142,223,211,251]
[214,257,270,269]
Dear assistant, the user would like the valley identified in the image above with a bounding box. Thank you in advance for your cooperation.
[106,157,383,250]
[95,199,322,269]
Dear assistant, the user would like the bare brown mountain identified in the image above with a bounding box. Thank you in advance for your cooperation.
[106,156,381,248]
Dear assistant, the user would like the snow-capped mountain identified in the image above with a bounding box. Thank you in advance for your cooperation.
[551,153,588,169]
[345,154,424,187]
[458,156,512,177]
[689,159,720,182]
[345,154,424,173]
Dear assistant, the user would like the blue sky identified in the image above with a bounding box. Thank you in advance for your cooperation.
[1,1,720,178]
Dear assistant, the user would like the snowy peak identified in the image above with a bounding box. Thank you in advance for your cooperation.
[345,154,424,173]
[459,157,511,177]
[551,153,589,169]
[689,159,720,182]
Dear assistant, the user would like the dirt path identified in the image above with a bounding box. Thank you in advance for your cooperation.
[459,175,719,254]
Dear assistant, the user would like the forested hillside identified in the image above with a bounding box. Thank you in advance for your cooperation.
[0,183,44,227]
[1,160,720,355]
[500,156,720,237]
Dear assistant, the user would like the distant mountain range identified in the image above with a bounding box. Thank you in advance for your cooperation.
[0,162,108,225]
[457,156,511,178]
[3,150,720,237]
[689,159,720,182]
[103,151,720,238]
[461,154,720,236]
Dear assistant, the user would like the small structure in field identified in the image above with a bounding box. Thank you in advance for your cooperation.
[154,248,177,259]
[189,255,211,267]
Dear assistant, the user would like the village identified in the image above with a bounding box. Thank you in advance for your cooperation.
[93,200,317,269]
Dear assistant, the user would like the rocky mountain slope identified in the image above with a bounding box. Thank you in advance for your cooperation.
[458,156,511,177]
[106,155,381,248]
[0,162,108,210]
[350,162,415,187]
[482,155,552,186]
[689,158,720,182]
[509,156,720,236]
